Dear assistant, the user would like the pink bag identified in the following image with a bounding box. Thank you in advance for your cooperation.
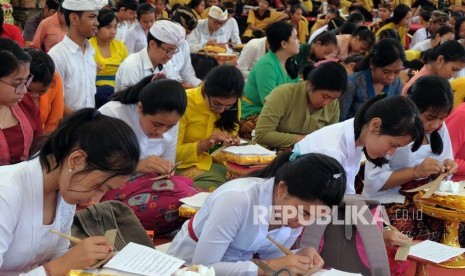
[101,173,198,236]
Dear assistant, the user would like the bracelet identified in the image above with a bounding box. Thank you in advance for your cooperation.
[43,262,52,276]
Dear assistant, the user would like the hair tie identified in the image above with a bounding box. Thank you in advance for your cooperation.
[289,144,301,161]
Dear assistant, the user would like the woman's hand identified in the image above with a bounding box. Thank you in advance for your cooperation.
[296,247,324,274]
[136,156,173,174]
[264,254,315,275]
[198,132,239,153]
[443,159,458,175]
[383,229,410,247]
[413,157,444,179]
[48,236,113,275]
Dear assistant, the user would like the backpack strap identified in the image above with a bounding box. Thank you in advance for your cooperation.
[351,201,390,276]
[298,222,328,250]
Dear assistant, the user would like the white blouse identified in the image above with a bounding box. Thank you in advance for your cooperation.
[295,118,363,194]
[168,177,302,275]
[363,122,453,197]
[0,158,76,275]
[99,101,178,163]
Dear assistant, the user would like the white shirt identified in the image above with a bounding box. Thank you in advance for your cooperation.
[115,48,176,92]
[308,25,328,44]
[410,27,429,48]
[116,20,129,42]
[99,102,178,163]
[49,35,97,110]
[124,22,147,54]
[187,19,232,53]
[223,17,241,46]
[170,40,202,87]
[411,38,432,52]
[295,119,363,194]
[363,122,453,197]
[168,177,302,275]
[0,158,76,276]
[237,37,267,82]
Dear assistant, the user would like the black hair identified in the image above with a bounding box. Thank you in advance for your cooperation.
[404,59,424,71]
[289,5,303,15]
[343,54,364,65]
[307,61,347,92]
[451,11,465,22]
[222,1,235,14]
[45,0,60,11]
[408,76,453,154]
[337,21,357,35]
[203,65,244,132]
[189,0,205,10]
[112,76,187,116]
[427,40,465,64]
[249,152,346,206]
[388,4,411,25]
[352,26,375,49]
[354,95,424,166]
[302,64,315,81]
[312,31,337,46]
[435,25,454,37]
[327,17,345,32]
[356,38,405,72]
[347,11,365,24]
[63,8,84,27]
[171,5,198,31]
[419,8,432,22]
[38,108,140,183]
[0,38,32,78]
[377,28,400,41]
[137,3,155,21]
[266,21,294,53]
[455,17,465,40]
[97,8,118,29]
[24,48,55,86]
[117,0,138,11]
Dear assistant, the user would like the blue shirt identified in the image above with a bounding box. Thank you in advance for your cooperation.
[338,68,403,121]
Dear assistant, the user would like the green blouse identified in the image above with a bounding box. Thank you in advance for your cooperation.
[241,51,299,119]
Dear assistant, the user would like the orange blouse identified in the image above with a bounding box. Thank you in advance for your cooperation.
[39,72,64,133]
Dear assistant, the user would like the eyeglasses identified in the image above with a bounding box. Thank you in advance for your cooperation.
[0,74,34,94]
[207,95,238,111]
[158,44,179,56]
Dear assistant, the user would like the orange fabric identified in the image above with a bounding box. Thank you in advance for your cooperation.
[39,72,64,133]
[32,13,66,52]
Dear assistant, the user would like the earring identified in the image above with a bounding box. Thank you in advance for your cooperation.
[68,169,73,173]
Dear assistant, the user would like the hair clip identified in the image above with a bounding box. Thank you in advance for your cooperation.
[333,173,342,179]
[289,144,301,161]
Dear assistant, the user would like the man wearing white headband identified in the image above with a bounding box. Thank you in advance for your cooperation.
[115,20,201,91]
[49,0,107,113]
[187,6,240,53]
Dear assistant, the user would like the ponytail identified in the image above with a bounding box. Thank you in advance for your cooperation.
[38,108,140,177]
[112,75,153,104]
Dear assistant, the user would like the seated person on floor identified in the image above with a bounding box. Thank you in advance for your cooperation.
[99,76,198,236]
[176,65,244,192]
[254,61,347,150]
[168,152,345,276]
[363,75,457,243]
